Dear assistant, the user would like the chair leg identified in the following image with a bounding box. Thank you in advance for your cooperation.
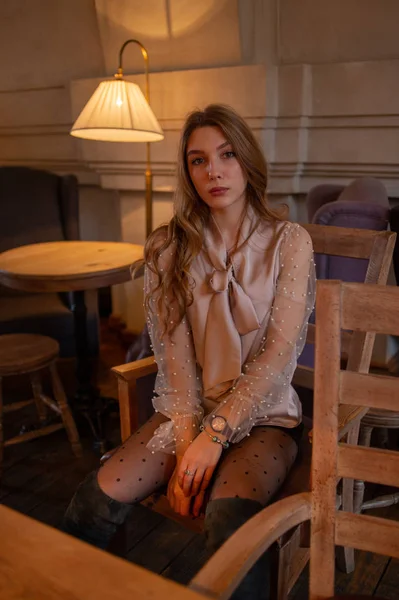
[49,362,82,457]
[269,542,291,600]
[336,423,359,574]
[269,526,310,600]
[0,376,3,477]
[353,424,374,514]
[30,371,47,425]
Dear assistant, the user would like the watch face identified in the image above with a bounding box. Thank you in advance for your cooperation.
[211,416,227,433]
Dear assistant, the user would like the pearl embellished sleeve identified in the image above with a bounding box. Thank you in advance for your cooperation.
[144,261,204,455]
[203,224,316,442]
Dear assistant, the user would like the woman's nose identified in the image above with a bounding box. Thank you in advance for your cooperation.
[207,161,222,180]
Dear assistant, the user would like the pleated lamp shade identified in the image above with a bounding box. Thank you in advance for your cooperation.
[70,79,164,142]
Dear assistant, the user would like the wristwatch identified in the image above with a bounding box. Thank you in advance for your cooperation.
[210,415,228,433]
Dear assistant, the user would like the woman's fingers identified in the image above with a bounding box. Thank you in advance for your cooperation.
[200,466,215,492]
[179,496,192,517]
[191,470,205,496]
[177,462,188,488]
[182,468,203,497]
[179,463,216,498]
[193,491,206,517]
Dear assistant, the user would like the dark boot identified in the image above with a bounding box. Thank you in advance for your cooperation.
[61,471,132,550]
[204,497,270,600]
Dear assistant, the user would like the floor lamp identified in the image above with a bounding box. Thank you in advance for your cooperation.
[70,39,164,237]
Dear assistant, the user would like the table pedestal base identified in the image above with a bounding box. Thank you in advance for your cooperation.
[71,290,118,453]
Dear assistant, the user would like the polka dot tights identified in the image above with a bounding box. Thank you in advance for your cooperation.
[97,412,298,508]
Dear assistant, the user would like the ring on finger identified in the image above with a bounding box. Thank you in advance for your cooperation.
[184,468,196,476]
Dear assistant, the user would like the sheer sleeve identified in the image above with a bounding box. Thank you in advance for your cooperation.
[203,223,315,443]
[144,251,204,455]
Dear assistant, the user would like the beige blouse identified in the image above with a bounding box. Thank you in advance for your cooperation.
[145,209,316,455]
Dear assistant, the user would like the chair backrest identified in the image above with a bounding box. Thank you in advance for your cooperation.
[308,178,390,288]
[311,279,399,599]
[295,226,396,435]
[299,216,392,370]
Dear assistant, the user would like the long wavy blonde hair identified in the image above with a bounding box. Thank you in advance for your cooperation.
[137,104,284,336]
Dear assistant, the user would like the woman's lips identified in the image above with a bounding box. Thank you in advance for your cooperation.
[209,187,229,196]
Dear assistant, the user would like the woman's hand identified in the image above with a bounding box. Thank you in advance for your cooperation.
[177,432,223,517]
[167,459,193,517]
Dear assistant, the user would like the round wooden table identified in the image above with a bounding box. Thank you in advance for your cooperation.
[0,241,143,451]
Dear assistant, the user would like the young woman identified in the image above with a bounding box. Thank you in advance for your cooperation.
[63,104,315,599]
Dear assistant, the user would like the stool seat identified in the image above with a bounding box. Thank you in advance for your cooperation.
[0,333,81,469]
[0,333,59,375]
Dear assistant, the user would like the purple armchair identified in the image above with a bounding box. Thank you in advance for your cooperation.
[299,177,390,370]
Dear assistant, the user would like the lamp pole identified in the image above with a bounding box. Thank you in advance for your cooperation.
[117,39,153,238]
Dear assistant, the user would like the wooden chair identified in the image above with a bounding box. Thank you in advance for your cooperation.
[189,279,399,600]
[112,224,396,597]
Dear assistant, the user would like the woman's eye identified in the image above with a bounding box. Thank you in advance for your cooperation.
[191,157,204,165]
[223,151,236,159]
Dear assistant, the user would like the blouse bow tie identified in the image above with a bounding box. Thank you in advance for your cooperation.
[208,264,260,334]
[203,219,260,396]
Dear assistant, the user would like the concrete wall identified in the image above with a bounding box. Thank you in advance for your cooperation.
[1,0,399,333]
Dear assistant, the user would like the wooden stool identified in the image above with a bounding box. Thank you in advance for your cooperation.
[0,334,82,471]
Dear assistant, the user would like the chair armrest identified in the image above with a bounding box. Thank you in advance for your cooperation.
[189,493,311,600]
[112,356,157,382]
[112,356,157,442]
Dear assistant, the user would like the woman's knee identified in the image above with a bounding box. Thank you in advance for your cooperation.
[209,428,299,505]
[97,440,174,503]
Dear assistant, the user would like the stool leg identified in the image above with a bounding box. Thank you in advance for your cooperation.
[0,376,3,477]
[30,372,47,425]
[49,362,82,458]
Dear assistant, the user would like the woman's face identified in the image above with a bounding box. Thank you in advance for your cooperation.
[186,126,247,214]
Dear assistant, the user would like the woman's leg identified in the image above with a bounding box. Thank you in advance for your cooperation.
[204,426,299,600]
[97,413,175,503]
[62,413,175,548]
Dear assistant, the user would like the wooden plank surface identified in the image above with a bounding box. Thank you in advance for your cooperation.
[340,370,399,412]
[342,282,399,336]
[127,517,197,573]
[0,505,207,600]
[338,444,399,488]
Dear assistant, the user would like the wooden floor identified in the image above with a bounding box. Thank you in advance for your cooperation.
[1,323,398,599]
